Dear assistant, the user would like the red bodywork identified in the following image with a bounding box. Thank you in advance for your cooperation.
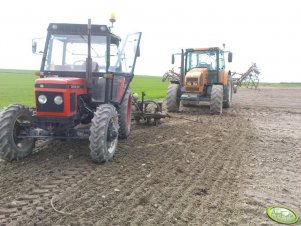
[35,77,87,117]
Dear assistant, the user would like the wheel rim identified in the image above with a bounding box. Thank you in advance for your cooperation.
[107,118,118,154]
[12,115,33,151]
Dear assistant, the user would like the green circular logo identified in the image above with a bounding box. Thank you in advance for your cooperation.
[266,206,299,224]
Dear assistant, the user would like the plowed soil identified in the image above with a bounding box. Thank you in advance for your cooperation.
[0,87,300,226]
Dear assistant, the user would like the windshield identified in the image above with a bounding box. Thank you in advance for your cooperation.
[186,51,217,71]
[43,34,107,72]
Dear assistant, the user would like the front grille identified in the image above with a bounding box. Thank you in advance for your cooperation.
[186,77,198,82]
[186,87,199,92]
[36,91,64,112]
[70,93,75,112]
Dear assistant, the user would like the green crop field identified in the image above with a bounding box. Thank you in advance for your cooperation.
[1,69,301,110]
[0,70,169,109]
[0,70,37,109]
[258,82,301,87]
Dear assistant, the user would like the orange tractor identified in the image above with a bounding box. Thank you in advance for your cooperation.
[166,47,233,114]
[0,19,141,163]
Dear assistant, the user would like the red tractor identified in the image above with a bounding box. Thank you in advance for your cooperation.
[0,19,142,163]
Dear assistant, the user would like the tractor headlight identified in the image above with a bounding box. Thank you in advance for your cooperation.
[54,95,63,105]
[38,95,47,104]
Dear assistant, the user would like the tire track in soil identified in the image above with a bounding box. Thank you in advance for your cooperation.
[160,119,251,225]
[4,122,195,225]
[29,123,196,225]
[2,87,300,225]
[29,112,249,225]
[46,138,181,220]
[0,170,91,225]
[230,105,301,225]
[108,116,239,225]
[0,121,252,224]
[0,140,101,225]
[11,113,240,225]
[71,113,250,226]
[146,141,226,224]
[121,129,223,225]
[192,128,249,225]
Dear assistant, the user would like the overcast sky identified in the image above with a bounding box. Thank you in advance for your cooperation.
[0,0,300,82]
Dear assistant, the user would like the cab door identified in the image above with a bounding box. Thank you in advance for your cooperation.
[110,32,142,76]
[109,32,142,104]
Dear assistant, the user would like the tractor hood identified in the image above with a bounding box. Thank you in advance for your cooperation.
[184,68,207,93]
[186,68,208,77]
[35,77,87,89]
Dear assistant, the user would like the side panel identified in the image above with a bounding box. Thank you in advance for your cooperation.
[218,70,229,86]
[91,75,125,103]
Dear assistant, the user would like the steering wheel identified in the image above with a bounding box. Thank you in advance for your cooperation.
[198,62,208,67]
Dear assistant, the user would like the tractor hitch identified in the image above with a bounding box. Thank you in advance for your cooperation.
[132,92,169,126]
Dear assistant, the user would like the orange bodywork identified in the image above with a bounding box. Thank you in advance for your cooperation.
[219,70,230,86]
[184,68,230,94]
[184,68,208,93]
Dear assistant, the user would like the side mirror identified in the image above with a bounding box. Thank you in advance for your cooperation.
[32,41,37,53]
[172,54,175,64]
[228,52,233,62]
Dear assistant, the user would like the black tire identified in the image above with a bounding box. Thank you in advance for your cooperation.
[118,89,131,139]
[223,75,233,108]
[0,104,35,161]
[166,84,180,112]
[210,85,223,114]
[89,104,119,164]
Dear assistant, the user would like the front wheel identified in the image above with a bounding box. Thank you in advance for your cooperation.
[0,104,35,161]
[89,104,119,164]
[166,84,180,112]
[210,85,223,114]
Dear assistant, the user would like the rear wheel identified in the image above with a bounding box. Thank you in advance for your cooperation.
[89,104,119,164]
[223,75,233,108]
[166,84,180,112]
[210,85,223,114]
[0,104,35,161]
[118,89,131,139]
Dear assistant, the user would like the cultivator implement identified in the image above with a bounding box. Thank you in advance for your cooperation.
[232,63,260,93]
[162,69,180,82]
[132,92,168,125]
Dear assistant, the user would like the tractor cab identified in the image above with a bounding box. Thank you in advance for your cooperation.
[33,22,141,120]
[39,23,121,76]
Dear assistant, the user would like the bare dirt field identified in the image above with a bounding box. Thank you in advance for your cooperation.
[0,87,300,226]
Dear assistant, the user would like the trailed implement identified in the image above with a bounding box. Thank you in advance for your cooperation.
[232,63,260,93]
[132,92,168,126]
